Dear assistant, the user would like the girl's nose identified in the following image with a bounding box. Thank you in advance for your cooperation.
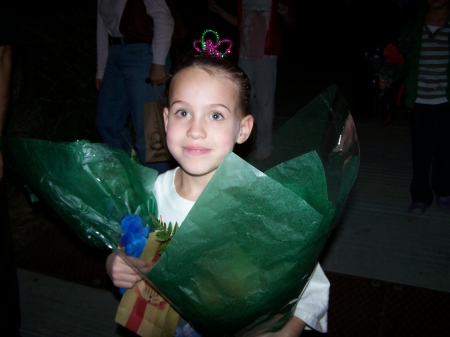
[187,118,206,139]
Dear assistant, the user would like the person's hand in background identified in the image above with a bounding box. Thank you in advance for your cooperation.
[149,63,170,86]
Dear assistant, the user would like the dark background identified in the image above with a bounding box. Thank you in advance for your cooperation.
[6,0,424,143]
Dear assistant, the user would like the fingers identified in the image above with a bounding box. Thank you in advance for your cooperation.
[106,251,151,289]
[137,263,154,275]
[125,255,153,272]
[149,63,171,86]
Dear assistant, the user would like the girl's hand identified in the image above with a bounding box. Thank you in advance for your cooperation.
[105,250,152,289]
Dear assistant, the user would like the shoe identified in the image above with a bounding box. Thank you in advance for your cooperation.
[436,195,450,211]
[407,202,429,214]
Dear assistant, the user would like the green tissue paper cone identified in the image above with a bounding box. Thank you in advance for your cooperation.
[148,151,336,335]
[3,139,158,249]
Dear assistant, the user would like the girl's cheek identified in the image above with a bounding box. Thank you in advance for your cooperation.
[166,124,181,145]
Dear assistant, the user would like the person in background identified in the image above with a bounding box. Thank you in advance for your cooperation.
[96,0,174,173]
[381,0,450,213]
[0,3,22,336]
[207,0,294,160]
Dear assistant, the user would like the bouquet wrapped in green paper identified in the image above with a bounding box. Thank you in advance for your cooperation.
[3,139,159,250]
[4,85,359,335]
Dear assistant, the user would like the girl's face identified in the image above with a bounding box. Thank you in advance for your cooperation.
[163,67,253,178]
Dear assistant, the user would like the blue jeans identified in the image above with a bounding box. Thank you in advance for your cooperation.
[96,43,173,173]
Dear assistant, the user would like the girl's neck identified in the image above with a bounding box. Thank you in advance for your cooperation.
[174,168,214,201]
[427,5,450,26]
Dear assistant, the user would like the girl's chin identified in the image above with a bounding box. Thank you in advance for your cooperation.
[179,163,218,177]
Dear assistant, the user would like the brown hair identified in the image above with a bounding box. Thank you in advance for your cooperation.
[170,56,251,116]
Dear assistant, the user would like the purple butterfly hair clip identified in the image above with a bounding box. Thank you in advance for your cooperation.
[193,29,233,58]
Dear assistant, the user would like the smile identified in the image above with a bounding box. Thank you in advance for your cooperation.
[183,146,211,156]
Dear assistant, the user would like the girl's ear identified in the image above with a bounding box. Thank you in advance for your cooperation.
[236,115,254,144]
[163,107,169,132]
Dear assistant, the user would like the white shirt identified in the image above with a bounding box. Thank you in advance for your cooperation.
[96,0,174,79]
[153,168,329,333]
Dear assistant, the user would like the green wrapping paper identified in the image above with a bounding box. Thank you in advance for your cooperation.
[4,84,359,335]
[3,139,158,249]
[147,151,336,336]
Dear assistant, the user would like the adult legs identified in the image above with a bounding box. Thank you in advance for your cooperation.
[409,103,437,204]
[239,57,277,159]
[97,43,172,173]
[96,45,132,154]
[430,103,450,199]
[123,44,172,172]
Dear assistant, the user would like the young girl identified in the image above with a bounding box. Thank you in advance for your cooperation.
[106,55,329,336]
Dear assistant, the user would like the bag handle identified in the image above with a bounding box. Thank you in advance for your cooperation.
[151,82,169,102]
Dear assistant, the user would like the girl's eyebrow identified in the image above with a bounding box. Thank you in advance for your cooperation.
[208,103,232,114]
[170,101,232,114]
[169,100,185,108]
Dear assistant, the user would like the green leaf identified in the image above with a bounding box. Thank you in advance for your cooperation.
[150,213,179,254]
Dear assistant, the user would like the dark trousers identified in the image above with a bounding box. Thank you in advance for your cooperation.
[0,177,21,336]
[409,103,450,203]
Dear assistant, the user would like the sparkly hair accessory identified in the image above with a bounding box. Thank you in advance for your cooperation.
[193,29,233,58]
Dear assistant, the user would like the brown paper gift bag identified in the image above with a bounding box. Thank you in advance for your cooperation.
[115,233,180,337]
[143,95,172,163]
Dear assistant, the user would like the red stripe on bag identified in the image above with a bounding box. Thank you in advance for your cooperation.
[125,287,147,332]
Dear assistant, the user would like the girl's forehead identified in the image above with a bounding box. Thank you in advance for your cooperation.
[176,67,217,81]
[169,67,240,113]
[171,67,237,96]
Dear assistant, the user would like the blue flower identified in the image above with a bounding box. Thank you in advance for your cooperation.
[118,214,150,294]
[120,215,150,257]
[121,214,149,238]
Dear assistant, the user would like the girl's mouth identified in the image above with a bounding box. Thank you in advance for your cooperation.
[183,146,210,156]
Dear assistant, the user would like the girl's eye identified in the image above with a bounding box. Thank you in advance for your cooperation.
[210,112,224,121]
[175,109,190,117]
